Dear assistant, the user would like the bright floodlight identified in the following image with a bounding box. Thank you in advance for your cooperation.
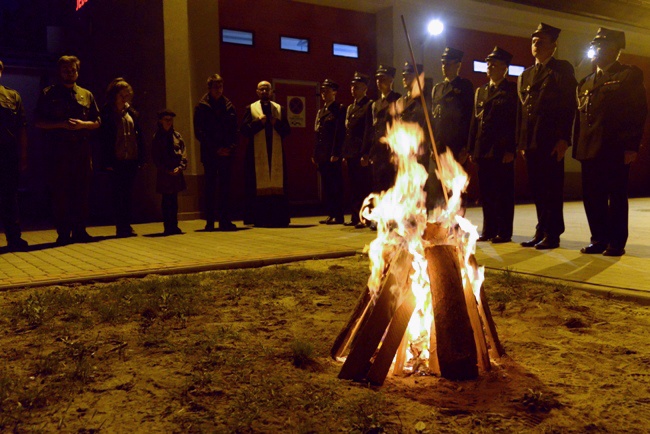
[427,19,444,36]
[587,47,596,59]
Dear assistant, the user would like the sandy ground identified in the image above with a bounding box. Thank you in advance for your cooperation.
[0,256,648,433]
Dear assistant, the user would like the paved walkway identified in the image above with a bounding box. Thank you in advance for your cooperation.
[1,199,650,302]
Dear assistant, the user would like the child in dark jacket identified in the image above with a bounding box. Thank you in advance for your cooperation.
[151,109,187,235]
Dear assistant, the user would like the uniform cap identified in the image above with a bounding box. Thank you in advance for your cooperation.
[532,23,561,41]
[592,27,626,49]
[321,78,339,91]
[351,72,371,85]
[441,47,464,61]
[485,46,514,65]
[375,65,396,78]
[402,61,424,74]
[157,109,177,119]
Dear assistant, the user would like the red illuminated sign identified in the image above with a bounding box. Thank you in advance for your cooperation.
[76,0,90,10]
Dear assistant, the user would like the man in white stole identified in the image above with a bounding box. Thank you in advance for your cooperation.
[241,81,291,227]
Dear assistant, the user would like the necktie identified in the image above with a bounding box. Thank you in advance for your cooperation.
[533,63,543,80]
[596,70,603,81]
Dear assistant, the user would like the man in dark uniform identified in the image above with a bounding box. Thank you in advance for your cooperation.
[517,23,577,250]
[431,47,474,163]
[340,72,373,228]
[364,65,401,194]
[35,55,100,245]
[399,62,441,211]
[574,28,647,257]
[0,60,29,251]
[194,74,238,232]
[468,47,518,244]
[313,79,345,225]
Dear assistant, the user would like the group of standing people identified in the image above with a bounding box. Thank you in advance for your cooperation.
[317,23,646,257]
[0,22,647,257]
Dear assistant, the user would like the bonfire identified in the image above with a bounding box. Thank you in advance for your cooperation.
[331,120,504,385]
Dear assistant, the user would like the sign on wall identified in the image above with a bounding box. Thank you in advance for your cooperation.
[287,96,306,128]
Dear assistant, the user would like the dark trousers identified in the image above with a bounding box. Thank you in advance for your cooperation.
[371,160,396,194]
[203,158,233,225]
[161,193,178,231]
[110,160,139,232]
[526,150,565,239]
[581,159,631,249]
[426,159,445,211]
[51,143,92,237]
[318,160,344,220]
[346,158,372,224]
[477,158,514,238]
[0,160,22,242]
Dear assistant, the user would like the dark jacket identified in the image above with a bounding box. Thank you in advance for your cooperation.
[431,76,474,157]
[152,127,187,194]
[339,95,373,159]
[365,90,401,162]
[314,101,345,164]
[517,57,577,152]
[98,104,146,169]
[0,84,26,160]
[193,93,237,163]
[468,80,518,160]
[573,62,648,161]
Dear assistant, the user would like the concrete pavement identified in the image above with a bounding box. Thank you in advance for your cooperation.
[1,199,649,302]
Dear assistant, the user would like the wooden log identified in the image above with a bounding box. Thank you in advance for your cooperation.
[428,313,441,375]
[463,282,490,372]
[366,289,416,385]
[425,244,478,380]
[338,248,413,381]
[392,330,409,376]
[330,286,371,359]
[479,285,506,358]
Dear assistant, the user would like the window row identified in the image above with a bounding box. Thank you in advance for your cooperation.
[221,29,359,58]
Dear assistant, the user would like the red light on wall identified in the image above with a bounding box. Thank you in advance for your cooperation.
[76,0,90,11]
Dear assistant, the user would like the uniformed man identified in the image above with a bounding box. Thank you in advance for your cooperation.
[431,47,474,163]
[399,62,441,211]
[574,28,648,257]
[340,72,373,228]
[313,79,345,225]
[364,65,401,194]
[468,47,518,244]
[35,55,100,245]
[517,23,577,250]
[0,60,29,251]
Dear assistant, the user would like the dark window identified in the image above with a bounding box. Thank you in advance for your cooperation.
[222,29,254,46]
[333,43,359,58]
[280,36,309,53]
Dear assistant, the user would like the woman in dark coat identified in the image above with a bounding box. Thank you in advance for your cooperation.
[98,78,146,237]
[151,109,187,235]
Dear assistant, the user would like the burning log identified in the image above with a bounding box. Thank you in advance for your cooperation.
[425,244,478,380]
[335,247,413,383]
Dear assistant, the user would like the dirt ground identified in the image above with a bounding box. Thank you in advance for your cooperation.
[0,255,649,433]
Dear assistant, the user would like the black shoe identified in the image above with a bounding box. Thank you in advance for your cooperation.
[219,222,237,232]
[319,217,334,224]
[328,217,344,225]
[603,247,625,257]
[71,231,94,243]
[116,227,137,238]
[164,227,183,236]
[55,235,71,246]
[354,222,366,229]
[478,235,494,242]
[491,235,511,244]
[535,237,560,250]
[344,221,358,227]
[369,222,377,231]
[580,243,607,254]
[7,238,28,252]
[204,222,215,231]
[521,235,544,247]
